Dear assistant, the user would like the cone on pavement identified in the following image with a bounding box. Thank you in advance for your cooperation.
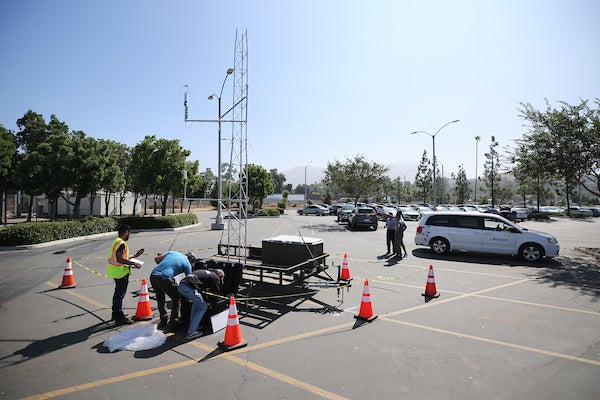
[133,278,153,321]
[422,264,440,298]
[354,279,378,322]
[218,296,247,351]
[59,258,77,288]
[340,253,351,281]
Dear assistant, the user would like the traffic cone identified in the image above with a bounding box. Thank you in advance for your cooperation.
[354,279,378,322]
[340,253,351,281]
[59,258,76,288]
[218,296,247,351]
[422,265,440,298]
[133,278,153,321]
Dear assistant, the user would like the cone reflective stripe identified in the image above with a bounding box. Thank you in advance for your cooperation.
[340,253,351,281]
[422,265,440,298]
[59,258,76,288]
[218,296,247,351]
[354,279,377,322]
[133,278,153,320]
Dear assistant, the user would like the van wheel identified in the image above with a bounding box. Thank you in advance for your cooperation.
[430,237,450,254]
[519,243,543,262]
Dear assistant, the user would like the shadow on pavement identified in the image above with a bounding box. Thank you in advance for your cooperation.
[412,249,600,298]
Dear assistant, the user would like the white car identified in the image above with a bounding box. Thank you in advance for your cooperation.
[399,206,420,221]
[564,207,593,217]
[510,207,530,222]
[414,212,559,262]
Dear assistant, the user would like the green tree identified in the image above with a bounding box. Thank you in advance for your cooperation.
[519,99,600,212]
[247,163,275,212]
[483,135,501,207]
[99,140,128,216]
[41,115,72,219]
[130,136,158,214]
[414,151,432,204]
[60,132,105,218]
[452,165,471,204]
[270,168,286,193]
[181,160,200,212]
[0,125,17,224]
[147,136,191,216]
[324,154,389,205]
[13,110,48,221]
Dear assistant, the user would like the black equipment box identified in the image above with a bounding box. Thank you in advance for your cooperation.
[261,235,324,267]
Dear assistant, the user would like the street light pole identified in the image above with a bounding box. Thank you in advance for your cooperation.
[209,68,234,230]
[474,135,480,205]
[411,119,460,209]
[304,161,312,208]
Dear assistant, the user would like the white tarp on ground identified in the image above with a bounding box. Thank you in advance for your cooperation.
[103,324,166,352]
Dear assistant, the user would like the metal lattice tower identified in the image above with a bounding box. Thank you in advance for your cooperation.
[224,30,249,261]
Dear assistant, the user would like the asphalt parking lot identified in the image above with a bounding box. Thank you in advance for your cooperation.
[0,211,599,399]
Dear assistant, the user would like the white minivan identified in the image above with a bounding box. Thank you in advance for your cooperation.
[414,212,559,261]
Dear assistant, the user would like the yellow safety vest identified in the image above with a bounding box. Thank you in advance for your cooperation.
[107,237,130,279]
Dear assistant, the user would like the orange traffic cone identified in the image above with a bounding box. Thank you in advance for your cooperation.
[59,258,76,288]
[422,265,440,298]
[354,279,378,322]
[133,279,153,321]
[218,296,247,351]
[340,253,351,281]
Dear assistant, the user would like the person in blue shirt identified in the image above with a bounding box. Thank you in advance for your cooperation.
[150,251,195,329]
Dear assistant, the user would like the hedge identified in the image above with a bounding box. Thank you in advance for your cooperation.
[0,214,198,246]
[255,208,281,216]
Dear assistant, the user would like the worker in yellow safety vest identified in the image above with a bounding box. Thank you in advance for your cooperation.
[107,224,144,325]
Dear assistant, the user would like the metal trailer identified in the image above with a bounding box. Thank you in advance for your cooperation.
[211,235,349,289]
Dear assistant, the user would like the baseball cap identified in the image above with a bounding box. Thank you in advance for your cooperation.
[185,251,197,264]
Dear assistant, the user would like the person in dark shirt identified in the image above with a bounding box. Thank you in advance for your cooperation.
[394,211,408,259]
[150,251,195,329]
[177,268,224,340]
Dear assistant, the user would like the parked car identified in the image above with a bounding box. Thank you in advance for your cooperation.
[414,206,434,219]
[297,205,330,216]
[337,204,356,223]
[330,204,343,215]
[510,207,530,222]
[377,205,398,221]
[414,212,559,262]
[348,206,378,230]
[564,206,593,217]
[539,206,562,214]
[399,206,420,221]
[589,207,600,217]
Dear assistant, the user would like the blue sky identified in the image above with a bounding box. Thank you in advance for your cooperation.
[1,0,599,185]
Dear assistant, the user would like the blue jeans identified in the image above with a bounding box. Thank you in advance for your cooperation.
[178,283,208,334]
[112,275,129,320]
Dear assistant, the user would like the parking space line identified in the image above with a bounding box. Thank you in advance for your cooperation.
[36,282,352,400]
[36,275,598,400]
[383,278,532,317]
[375,279,600,315]
[44,282,108,310]
[381,317,600,367]
[472,294,600,315]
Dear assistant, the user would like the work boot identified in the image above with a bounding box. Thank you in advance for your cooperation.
[158,316,168,328]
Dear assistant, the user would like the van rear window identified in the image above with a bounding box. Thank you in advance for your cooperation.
[426,215,451,226]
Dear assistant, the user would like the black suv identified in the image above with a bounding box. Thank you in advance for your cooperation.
[348,206,378,230]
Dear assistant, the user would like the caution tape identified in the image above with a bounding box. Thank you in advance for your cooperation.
[70,258,417,302]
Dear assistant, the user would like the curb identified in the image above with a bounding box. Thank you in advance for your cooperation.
[0,222,202,251]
